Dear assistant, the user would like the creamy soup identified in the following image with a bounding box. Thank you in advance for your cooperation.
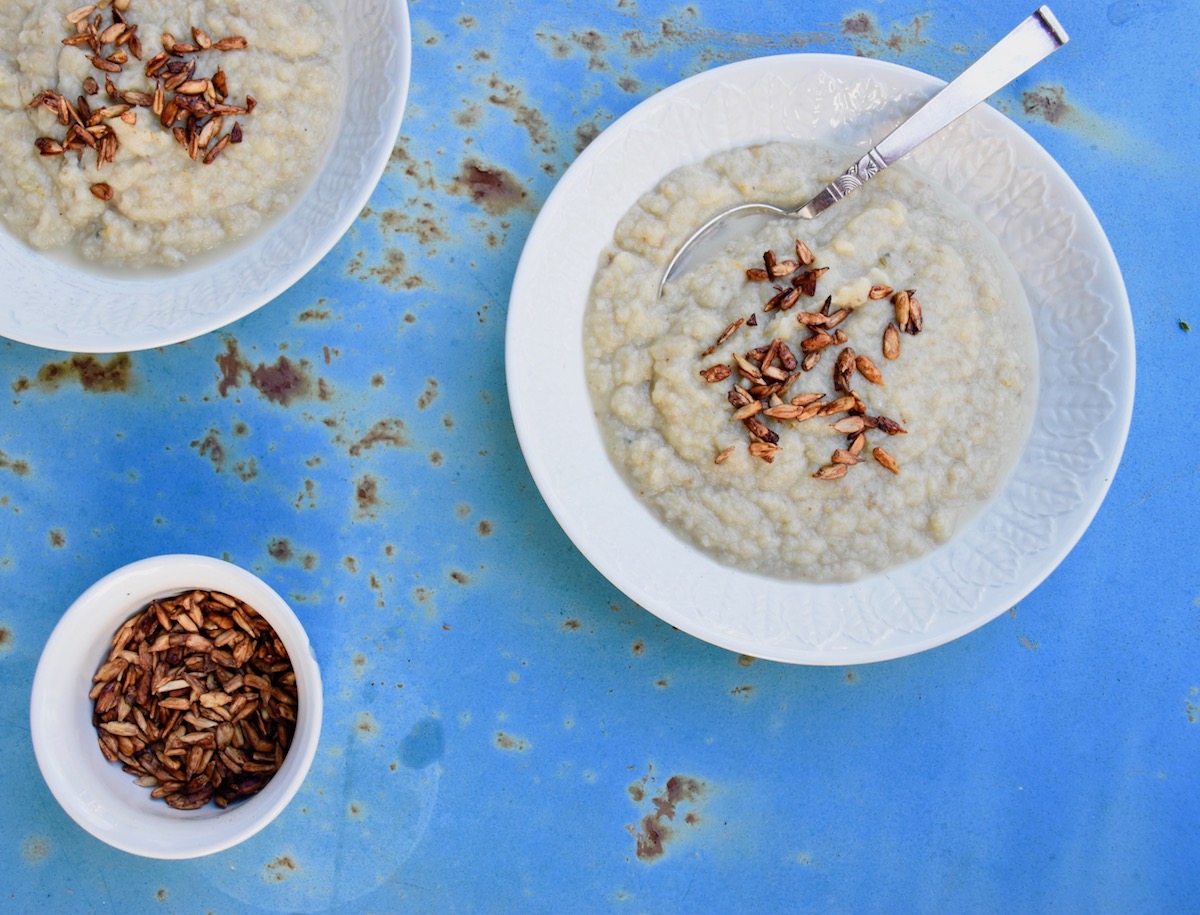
[0,0,342,266]
[584,142,1037,582]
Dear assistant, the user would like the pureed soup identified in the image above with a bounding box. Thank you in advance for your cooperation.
[583,142,1037,582]
[0,0,342,266]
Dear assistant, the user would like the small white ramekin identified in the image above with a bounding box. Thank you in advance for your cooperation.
[30,554,322,859]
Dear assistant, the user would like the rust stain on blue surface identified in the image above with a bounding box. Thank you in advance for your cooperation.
[0,451,31,476]
[0,625,12,652]
[448,161,529,215]
[632,774,706,862]
[355,475,381,517]
[1022,84,1072,124]
[192,430,224,470]
[347,419,409,457]
[494,731,531,751]
[35,354,131,392]
[264,856,298,883]
[485,75,556,154]
[20,836,50,863]
[216,339,312,405]
[355,711,380,737]
[417,379,439,410]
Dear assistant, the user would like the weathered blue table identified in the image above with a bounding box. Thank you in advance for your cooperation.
[3,1,1196,910]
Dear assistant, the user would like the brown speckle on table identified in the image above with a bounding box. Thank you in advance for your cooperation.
[364,248,426,290]
[453,103,483,128]
[249,353,309,403]
[632,639,645,656]
[843,11,873,34]
[477,519,492,536]
[48,528,65,548]
[843,12,929,52]
[218,341,312,406]
[574,120,601,154]
[348,419,409,456]
[191,430,225,470]
[562,619,581,631]
[0,450,31,476]
[495,731,531,751]
[449,160,529,215]
[264,855,298,882]
[36,354,131,392]
[449,569,470,585]
[429,451,444,467]
[737,654,756,667]
[0,626,12,651]
[356,712,380,736]
[380,208,448,250]
[1022,84,1071,124]
[635,775,706,862]
[20,836,50,863]
[268,538,293,562]
[297,307,332,322]
[417,378,439,410]
[355,475,381,515]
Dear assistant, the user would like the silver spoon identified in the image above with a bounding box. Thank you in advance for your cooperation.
[659,6,1069,296]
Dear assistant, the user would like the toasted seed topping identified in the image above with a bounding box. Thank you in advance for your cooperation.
[882,323,901,360]
[873,447,900,473]
[700,364,732,383]
[749,441,781,463]
[31,2,255,174]
[730,400,763,422]
[713,237,923,479]
[813,463,848,480]
[830,415,868,435]
[873,415,907,435]
[855,354,884,385]
[892,289,911,329]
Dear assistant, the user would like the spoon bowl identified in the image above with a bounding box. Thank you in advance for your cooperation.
[658,5,1068,296]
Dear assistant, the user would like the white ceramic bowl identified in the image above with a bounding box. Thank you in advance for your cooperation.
[506,54,1134,664]
[30,555,323,859]
[0,0,411,353]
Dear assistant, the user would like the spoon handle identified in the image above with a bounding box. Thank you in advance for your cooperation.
[796,6,1068,219]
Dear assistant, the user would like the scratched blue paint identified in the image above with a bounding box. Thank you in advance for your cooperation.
[0,0,1197,911]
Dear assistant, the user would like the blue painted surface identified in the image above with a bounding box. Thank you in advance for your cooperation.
[1,0,1196,911]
